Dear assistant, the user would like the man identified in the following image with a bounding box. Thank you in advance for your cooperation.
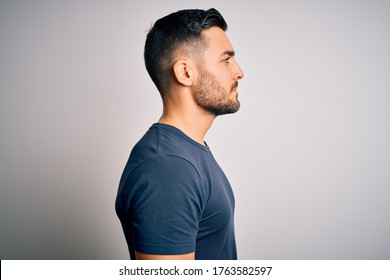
[115,8,244,260]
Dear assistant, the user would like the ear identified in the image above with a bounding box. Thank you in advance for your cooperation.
[172,59,194,87]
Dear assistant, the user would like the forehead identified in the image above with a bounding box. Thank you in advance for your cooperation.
[201,26,234,56]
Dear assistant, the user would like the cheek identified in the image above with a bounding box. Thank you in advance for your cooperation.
[212,71,230,88]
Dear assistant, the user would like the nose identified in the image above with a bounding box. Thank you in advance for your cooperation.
[233,60,244,80]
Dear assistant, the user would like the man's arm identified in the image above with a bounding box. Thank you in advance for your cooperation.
[126,156,203,259]
[135,251,195,260]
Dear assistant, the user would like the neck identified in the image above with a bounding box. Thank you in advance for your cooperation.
[158,98,215,146]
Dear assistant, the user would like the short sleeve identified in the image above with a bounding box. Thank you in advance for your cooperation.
[126,155,205,255]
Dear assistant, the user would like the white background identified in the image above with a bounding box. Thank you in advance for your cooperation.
[1,0,389,259]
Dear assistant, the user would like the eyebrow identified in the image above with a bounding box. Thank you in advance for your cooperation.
[221,50,235,57]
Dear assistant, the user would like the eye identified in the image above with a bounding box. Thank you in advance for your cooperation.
[224,57,231,63]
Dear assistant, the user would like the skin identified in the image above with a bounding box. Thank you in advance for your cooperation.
[136,251,195,260]
[136,26,244,260]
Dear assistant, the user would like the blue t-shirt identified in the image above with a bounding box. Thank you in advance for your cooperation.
[115,123,237,260]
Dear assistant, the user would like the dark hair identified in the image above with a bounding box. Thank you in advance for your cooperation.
[144,8,227,96]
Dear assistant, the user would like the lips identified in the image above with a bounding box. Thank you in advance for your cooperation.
[231,81,238,91]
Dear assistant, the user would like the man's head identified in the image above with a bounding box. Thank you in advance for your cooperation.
[144,8,244,116]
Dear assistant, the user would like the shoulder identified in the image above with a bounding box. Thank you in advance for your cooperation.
[131,154,203,186]
[125,154,208,215]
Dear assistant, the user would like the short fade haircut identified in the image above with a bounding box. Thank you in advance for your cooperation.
[144,8,228,96]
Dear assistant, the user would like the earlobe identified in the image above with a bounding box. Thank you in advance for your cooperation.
[173,60,193,87]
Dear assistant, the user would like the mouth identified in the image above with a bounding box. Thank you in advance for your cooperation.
[231,81,239,92]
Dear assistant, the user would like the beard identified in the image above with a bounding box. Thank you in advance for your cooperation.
[193,68,240,117]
